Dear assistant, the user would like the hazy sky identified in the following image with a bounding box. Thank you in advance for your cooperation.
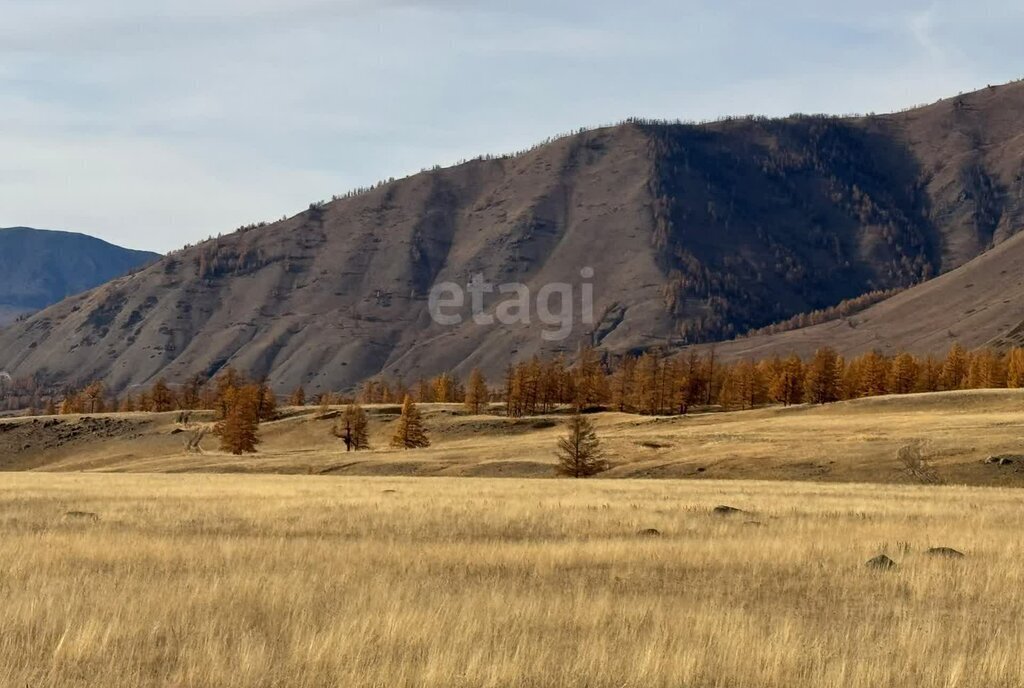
[2,0,1022,252]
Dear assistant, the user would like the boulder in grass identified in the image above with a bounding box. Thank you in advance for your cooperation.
[866,554,897,569]
[713,505,747,516]
[636,528,662,537]
[926,547,965,559]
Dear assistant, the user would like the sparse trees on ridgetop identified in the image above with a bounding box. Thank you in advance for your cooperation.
[391,396,430,449]
[556,412,608,478]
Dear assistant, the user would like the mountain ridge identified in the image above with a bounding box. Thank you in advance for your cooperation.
[0,227,159,326]
[2,80,1023,394]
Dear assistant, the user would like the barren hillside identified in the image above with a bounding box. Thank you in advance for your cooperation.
[2,81,1023,393]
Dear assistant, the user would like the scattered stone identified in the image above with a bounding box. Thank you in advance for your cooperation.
[985,454,1022,466]
[713,505,746,516]
[636,528,662,537]
[64,511,99,522]
[381,489,398,494]
[743,520,764,527]
[169,427,184,435]
[926,547,965,559]
[866,554,897,569]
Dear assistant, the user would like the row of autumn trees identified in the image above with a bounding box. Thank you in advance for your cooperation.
[355,343,1024,414]
[43,343,1024,431]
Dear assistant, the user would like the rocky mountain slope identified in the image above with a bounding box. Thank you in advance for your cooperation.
[0,228,158,326]
[709,226,1024,361]
[1,81,1023,394]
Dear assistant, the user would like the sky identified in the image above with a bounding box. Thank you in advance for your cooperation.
[2,0,1023,253]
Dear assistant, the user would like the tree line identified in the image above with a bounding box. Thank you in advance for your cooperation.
[354,342,1024,414]
[6,342,1016,466]
[9,342,1024,428]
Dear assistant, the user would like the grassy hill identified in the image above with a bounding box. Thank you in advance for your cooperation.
[3,389,1023,486]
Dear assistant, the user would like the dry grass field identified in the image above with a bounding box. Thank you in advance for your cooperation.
[3,388,1024,485]
[1,473,1022,687]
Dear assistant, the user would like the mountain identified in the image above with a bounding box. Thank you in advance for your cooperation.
[0,228,159,326]
[706,226,1024,362]
[1,81,1023,395]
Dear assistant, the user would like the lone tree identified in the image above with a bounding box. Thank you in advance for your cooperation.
[391,395,430,449]
[335,403,370,451]
[214,384,261,455]
[255,379,277,421]
[464,368,489,414]
[556,412,609,478]
[288,386,306,407]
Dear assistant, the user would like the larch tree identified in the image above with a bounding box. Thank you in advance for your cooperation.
[151,378,176,412]
[336,403,370,451]
[805,347,842,404]
[464,368,489,415]
[416,378,433,403]
[214,384,261,455]
[556,412,609,478]
[391,395,430,449]
[770,354,804,406]
[677,350,705,414]
[941,344,969,390]
[214,367,245,418]
[180,374,205,410]
[859,351,890,397]
[916,355,943,393]
[889,353,919,395]
[82,381,106,413]
[610,356,636,412]
[572,346,605,410]
[288,386,306,407]
[256,379,277,421]
[1007,348,1024,388]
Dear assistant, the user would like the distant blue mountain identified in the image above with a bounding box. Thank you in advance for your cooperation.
[0,227,159,324]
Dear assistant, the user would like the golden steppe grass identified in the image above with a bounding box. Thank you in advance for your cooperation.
[1,473,1022,687]
[2,388,1024,485]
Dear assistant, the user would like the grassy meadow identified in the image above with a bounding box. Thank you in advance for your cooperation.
[3,389,1024,487]
[2,473,1022,687]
